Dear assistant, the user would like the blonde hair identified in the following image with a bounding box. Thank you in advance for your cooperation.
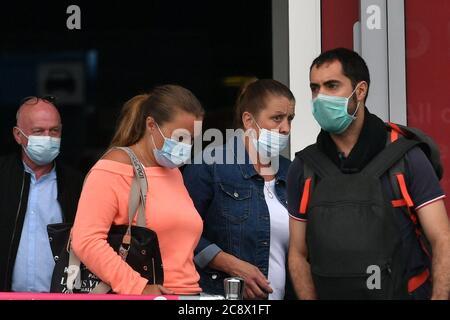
[110,85,204,147]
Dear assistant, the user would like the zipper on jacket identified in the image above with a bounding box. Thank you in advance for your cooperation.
[5,171,26,284]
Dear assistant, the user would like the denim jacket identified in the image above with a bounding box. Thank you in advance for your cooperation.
[183,135,292,297]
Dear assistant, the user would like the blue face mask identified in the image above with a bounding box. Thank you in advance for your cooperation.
[151,124,192,169]
[16,128,61,165]
[311,84,361,134]
[251,118,290,159]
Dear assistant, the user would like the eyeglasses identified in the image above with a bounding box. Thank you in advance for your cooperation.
[20,95,57,106]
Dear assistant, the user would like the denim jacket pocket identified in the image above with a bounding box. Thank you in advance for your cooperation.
[219,183,251,223]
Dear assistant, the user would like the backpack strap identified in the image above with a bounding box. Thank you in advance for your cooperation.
[389,159,413,208]
[387,122,404,143]
[361,138,420,178]
[386,124,432,293]
[298,163,315,215]
[387,123,414,207]
[387,122,444,180]
[297,144,341,179]
[386,125,412,206]
[296,145,339,215]
[390,156,432,293]
[386,126,432,252]
[388,158,432,252]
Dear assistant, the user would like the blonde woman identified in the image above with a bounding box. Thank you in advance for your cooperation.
[71,85,204,295]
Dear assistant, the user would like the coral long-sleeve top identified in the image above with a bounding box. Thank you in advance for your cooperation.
[71,160,203,295]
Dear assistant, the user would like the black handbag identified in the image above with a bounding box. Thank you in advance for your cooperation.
[48,147,164,293]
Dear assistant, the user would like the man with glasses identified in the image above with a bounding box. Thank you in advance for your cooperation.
[0,96,83,292]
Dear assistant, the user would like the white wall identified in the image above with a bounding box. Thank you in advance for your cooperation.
[288,0,322,159]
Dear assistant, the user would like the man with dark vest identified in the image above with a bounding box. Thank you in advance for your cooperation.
[287,48,450,300]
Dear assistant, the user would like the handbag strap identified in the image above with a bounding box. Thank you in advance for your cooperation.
[114,147,148,262]
[115,147,148,228]
[67,146,150,294]
[81,146,149,227]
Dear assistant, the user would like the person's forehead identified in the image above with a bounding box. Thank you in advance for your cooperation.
[262,95,295,113]
[20,102,61,126]
[311,60,347,81]
[164,110,198,130]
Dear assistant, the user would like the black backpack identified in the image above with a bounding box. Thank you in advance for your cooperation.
[385,123,442,261]
[386,123,443,180]
[297,124,442,300]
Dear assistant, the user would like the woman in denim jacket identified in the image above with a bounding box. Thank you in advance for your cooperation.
[183,79,296,299]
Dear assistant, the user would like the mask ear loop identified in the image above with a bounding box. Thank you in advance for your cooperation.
[348,82,363,118]
[154,122,167,140]
[14,127,30,150]
[150,134,159,151]
[14,127,29,139]
[253,117,262,130]
[350,101,361,118]
[150,122,165,151]
[249,116,262,141]
[251,116,281,136]
[347,83,361,100]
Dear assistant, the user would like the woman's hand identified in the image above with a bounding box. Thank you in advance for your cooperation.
[142,284,174,295]
[230,258,273,299]
[209,252,273,299]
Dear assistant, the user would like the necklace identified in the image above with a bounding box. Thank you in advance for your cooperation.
[264,182,274,199]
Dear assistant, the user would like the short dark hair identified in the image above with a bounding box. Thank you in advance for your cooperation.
[310,48,371,102]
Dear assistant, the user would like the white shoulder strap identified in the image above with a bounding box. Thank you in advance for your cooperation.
[67,146,149,294]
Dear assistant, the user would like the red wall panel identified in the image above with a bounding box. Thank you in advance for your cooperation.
[405,0,450,211]
[321,0,359,51]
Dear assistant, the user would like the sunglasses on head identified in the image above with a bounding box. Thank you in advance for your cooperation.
[20,95,57,106]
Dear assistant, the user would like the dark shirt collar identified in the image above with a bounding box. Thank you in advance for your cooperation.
[316,107,387,173]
